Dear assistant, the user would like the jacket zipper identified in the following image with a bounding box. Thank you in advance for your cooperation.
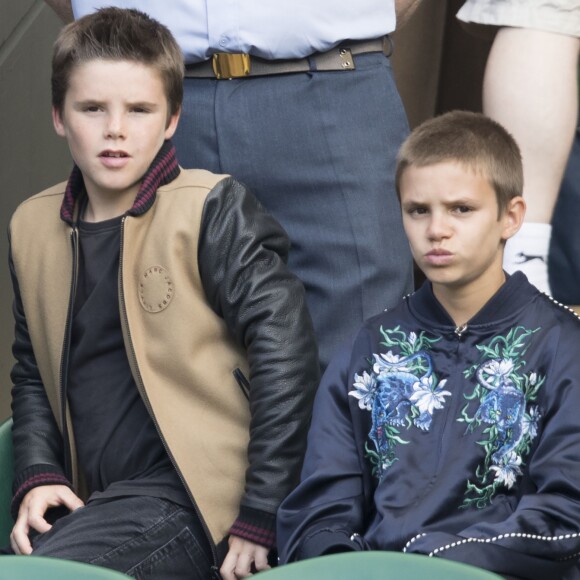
[118,217,220,570]
[432,323,469,479]
[58,227,79,482]
[455,323,468,338]
[233,368,250,400]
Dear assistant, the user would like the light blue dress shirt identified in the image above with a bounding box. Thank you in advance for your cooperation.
[71,0,396,63]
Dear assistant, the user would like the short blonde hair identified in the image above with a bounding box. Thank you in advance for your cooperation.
[396,111,523,216]
[52,8,184,120]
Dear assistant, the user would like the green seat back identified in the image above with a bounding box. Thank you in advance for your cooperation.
[0,556,130,578]
[0,417,14,548]
[261,552,502,579]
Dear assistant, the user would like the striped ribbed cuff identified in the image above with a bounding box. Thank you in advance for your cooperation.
[229,505,276,549]
[11,464,72,519]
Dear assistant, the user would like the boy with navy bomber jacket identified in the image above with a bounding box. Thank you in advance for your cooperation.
[7,8,319,580]
[277,111,580,579]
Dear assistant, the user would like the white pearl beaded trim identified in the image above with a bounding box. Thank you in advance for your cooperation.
[544,294,580,320]
[403,531,580,558]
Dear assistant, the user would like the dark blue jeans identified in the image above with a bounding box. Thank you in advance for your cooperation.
[173,51,414,369]
[29,496,214,579]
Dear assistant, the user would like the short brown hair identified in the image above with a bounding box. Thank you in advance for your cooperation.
[395,111,523,216]
[52,8,183,119]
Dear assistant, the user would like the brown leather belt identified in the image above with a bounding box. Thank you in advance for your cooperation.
[184,36,392,80]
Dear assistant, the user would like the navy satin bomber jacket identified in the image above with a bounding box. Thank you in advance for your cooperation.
[278,272,580,580]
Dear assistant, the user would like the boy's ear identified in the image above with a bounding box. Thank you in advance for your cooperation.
[501,196,526,241]
[164,107,181,140]
[52,106,66,138]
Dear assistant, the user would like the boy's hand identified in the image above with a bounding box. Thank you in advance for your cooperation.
[220,536,271,579]
[10,484,84,555]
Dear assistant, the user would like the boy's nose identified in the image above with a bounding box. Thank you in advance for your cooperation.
[105,114,125,139]
[426,214,452,240]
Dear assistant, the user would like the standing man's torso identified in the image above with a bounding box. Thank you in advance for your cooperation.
[71,0,396,62]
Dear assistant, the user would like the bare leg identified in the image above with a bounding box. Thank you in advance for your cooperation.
[483,27,579,293]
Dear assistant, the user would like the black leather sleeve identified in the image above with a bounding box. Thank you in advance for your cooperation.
[9,243,69,508]
[198,177,320,515]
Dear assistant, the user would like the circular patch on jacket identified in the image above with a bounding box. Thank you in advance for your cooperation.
[139,266,174,313]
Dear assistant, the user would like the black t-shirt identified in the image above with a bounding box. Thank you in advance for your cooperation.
[67,215,190,507]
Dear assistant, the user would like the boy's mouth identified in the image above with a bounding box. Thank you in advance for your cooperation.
[426,249,452,256]
[99,150,130,169]
[425,249,453,266]
[100,150,129,158]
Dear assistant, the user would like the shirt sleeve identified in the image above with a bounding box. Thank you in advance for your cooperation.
[9,245,72,518]
[277,338,371,562]
[198,177,320,528]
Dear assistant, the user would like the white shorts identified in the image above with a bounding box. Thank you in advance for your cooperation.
[457,0,580,37]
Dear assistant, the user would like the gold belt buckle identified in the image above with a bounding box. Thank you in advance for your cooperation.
[212,53,251,79]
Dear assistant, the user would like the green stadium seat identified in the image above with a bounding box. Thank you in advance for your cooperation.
[261,551,502,579]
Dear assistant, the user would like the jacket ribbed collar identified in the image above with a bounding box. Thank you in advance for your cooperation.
[60,140,180,225]
[408,271,539,331]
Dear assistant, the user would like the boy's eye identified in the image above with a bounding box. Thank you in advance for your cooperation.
[453,205,472,214]
[83,105,102,113]
[407,206,428,216]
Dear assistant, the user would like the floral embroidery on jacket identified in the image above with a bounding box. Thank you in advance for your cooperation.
[349,326,449,480]
[459,326,544,508]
